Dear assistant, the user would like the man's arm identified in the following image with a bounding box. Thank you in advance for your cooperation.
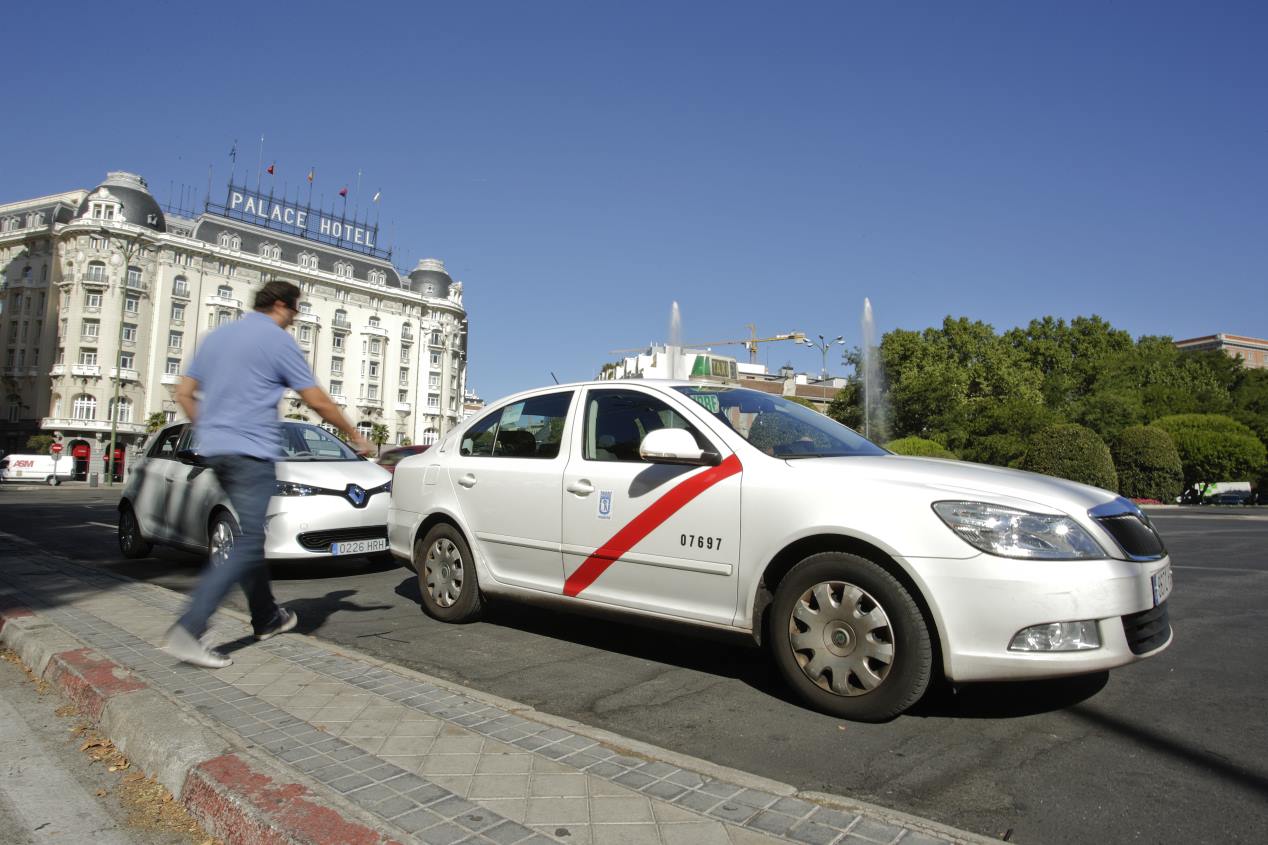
[175,376,199,423]
[298,386,373,455]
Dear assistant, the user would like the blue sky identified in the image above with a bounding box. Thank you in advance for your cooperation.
[4,1,1264,402]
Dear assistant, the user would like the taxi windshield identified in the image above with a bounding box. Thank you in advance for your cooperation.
[280,422,361,461]
[674,386,886,459]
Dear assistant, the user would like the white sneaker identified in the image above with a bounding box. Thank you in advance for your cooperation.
[254,607,298,641]
[163,625,232,668]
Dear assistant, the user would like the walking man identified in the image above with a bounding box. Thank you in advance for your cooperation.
[164,280,372,668]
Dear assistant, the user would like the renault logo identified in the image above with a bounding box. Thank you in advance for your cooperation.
[345,484,368,507]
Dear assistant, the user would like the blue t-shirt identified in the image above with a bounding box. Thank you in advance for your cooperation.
[186,312,318,459]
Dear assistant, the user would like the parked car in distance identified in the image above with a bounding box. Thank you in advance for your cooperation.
[1207,491,1250,505]
[118,421,392,566]
[388,380,1174,722]
[0,453,75,486]
[377,444,430,474]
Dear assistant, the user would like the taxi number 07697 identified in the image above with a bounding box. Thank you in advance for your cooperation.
[681,534,722,551]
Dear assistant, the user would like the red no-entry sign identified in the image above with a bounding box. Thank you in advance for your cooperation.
[50,443,63,454]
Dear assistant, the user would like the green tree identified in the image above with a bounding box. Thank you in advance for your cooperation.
[26,434,55,452]
[1150,414,1266,486]
[144,411,168,433]
[1020,423,1118,490]
[1113,426,1183,502]
[370,423,390,456]
[884,437,957,459]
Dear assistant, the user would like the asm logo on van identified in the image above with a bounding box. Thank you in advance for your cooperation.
[563,454,742,598]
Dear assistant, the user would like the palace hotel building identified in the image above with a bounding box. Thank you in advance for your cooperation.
[0,171,469,478]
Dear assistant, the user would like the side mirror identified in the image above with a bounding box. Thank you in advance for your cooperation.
[175,448,204,466]
[639,428,721,466]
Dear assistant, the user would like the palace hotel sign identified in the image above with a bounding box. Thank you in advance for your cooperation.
[210,184,388,259]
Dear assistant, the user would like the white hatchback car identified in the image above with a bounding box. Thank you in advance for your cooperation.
[119,421,392,566]
[388,381,1173,721]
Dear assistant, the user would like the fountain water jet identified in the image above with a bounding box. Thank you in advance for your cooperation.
[861,298,878,439]
[667,301,683,380]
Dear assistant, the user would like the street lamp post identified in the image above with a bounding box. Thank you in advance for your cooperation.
[100,224,145,486]
[799,334,844,406]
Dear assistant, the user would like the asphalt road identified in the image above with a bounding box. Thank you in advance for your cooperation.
[2,484,1266,844]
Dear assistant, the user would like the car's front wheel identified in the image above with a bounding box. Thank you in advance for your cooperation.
[770,552,932,722]
[415,524,482,623]
[46,475,61,486]
[117,504,152,559]
[208,511,238,568]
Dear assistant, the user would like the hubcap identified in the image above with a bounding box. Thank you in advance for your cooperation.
[788,580,895,697]
[210,520,234,567]
[120,511,137,552]
[424,539,464,608]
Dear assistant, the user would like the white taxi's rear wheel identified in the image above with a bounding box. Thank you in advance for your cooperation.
[771,552,932,722]
[415,524,482,623]
[118,504,152,559]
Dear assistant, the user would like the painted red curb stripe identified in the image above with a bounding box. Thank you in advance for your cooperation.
[185,754,404,845]
[563,454,743,597]
[0,604,35,633]
[46,647,147,720]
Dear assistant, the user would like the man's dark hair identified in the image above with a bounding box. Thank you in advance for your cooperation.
[253,280,301,312]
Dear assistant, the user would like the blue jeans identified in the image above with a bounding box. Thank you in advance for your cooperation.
[177,455,279,639]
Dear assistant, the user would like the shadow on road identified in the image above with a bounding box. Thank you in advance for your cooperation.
[282,589,393,635]
[910,672,1110,719]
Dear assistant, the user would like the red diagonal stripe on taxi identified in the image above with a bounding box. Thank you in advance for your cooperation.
[563,454,743,598]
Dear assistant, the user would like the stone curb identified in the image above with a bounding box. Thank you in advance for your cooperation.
[0,604,412,845]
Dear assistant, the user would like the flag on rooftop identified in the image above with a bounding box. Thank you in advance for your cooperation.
[266,163,275,175]
[306,168,315,183]
[338,186,348,198]
[372,190,381,203]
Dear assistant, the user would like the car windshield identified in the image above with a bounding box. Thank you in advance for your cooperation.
[674,386,886,459]
[279,422,361,461]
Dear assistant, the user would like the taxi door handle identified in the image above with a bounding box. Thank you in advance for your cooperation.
[457,473,477,488]
[566,479,594,496]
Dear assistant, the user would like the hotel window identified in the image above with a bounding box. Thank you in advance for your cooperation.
[86,262,106,282]
[173,276,190,296]
[260,243,281,260]
[83,320,100,339]
[165,358,181,375]
[119,352,134,370]
[121,323,137,343]
[217,284,233,299]
[431,351,440,366]
[72,394,97,420]
[171,302,185,322]
[84,292,102,309]
[126,266,143,289]
[78,348,98,366]
[217,261,236,277]
[368,316,381,328]
[298,301,312,314]
[165,410,176,423]
[89,236,107,250]
[109,397,133,423]
[124,294,139,314]
[299,253,317,270]
[169,331,183,350]
[430,330,441,346]
[367,385,379,401]
[427,394,439,409]
[400,344,411,363]
[56,348,64,365]
[399,368,409,386]
[369,338,382,355]
[4,350,12,367]
[331,356,343,374]
[429,373,440,388]
[368,361,380,378]
[298,324,312,343]
[332,334,344,350]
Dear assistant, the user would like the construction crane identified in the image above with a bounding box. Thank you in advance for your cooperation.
[684,324,807,364]
[610,326,805,364]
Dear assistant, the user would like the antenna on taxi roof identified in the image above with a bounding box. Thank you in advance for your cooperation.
[550,372,560,384]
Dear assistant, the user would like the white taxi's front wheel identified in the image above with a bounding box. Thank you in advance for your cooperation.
[771,552,932,722]
[415,524,483,623]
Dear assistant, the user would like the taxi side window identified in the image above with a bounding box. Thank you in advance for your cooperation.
[460,392,574,459]
[585,390,709,462]
[147,426,185,460]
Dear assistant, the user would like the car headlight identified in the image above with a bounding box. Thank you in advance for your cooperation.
[932,501,1105,560]
[275,481,321,496]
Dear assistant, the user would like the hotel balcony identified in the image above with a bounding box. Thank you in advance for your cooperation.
[330,394,347,406]
[81,272,109,289]
[331,317,352,331]
[109,367,139,381]
[41,417,147,436]
[171,284,191,299]
[361,325,388,338]
[204,294,243,311]
[293,311,321,325]
[394,402,412,413]
[160,373,181,385]
[357,396,383,409]
[70,364,101,377]
[49,364,66,376]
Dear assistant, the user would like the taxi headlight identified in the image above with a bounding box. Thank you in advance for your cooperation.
[1010,621,1101,652]
[275,481,321,497]
[932,501,1105,560]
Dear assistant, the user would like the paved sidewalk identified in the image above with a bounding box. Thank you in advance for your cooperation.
[0,546,986,845]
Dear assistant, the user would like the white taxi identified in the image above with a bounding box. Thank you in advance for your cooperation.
[387,381,1173,721]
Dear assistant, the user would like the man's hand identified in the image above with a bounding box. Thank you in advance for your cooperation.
[349,434,374,456]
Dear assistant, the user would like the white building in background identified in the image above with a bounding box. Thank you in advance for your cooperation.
[0,171,469,478]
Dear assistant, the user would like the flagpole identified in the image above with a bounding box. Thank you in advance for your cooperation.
[255,135,264,194]
[229,139,238,185]
[307,167,315,205]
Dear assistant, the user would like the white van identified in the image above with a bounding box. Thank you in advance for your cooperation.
[0,454,75,485]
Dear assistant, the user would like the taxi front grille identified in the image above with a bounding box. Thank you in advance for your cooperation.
[1094,512,1165,560]
[297,527,386,552]
[1122,602,1171,655]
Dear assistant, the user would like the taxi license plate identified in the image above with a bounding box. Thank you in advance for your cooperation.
[1151,565,1173,607]
[330,538,387,556]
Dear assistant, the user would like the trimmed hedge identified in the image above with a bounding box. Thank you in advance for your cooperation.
[885,436,958,460]
[1150,414,1267,487]
[1020,423,1118,491]
[1113,425,1183,502]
